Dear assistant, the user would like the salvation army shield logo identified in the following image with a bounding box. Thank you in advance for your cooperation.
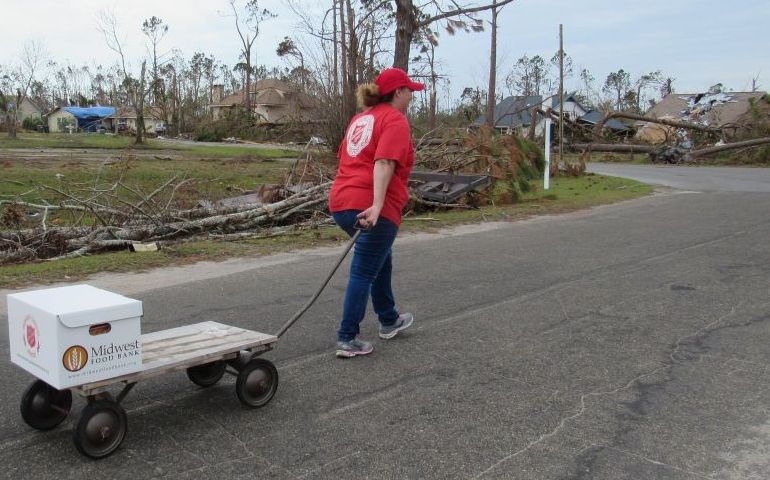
[22,315,40,357]
[346,114,374,157]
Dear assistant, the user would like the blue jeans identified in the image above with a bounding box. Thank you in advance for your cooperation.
[332,210,400,342]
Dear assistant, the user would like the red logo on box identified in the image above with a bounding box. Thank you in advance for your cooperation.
[22,315,40,357]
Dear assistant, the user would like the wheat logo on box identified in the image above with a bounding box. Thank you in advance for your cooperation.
[63,345,89,372]
[22,315,40,357]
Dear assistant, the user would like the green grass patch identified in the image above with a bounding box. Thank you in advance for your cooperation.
[0,132,299,158]
[0,132,162,149]
[0,155,293,212]
[168,144,299,159]
[0,175,651,289]
[400,174,652,230]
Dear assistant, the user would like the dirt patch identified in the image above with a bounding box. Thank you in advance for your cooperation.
[0,148,185,164]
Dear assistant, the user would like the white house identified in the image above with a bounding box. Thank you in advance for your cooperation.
[533,94,590,137]
[47,106,116,133]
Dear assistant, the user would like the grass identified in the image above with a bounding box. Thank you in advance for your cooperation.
[0,132,155,149]
[0,152,296,210]
[0,132,299,158]
[0,174,652,289]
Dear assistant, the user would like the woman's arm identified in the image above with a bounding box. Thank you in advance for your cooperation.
[356,159,395,227]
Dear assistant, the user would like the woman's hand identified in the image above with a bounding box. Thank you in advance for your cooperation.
[356,205,382,228]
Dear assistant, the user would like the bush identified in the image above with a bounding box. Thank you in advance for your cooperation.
[195,126,226,142]
[22,116,45,131]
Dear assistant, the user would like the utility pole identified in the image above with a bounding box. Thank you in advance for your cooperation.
[559,24,564,165]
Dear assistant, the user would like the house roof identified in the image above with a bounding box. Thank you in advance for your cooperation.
[62,106,116,119]
[543,93,587,112]
[109,106,163,120]
[579,110,631,131]
[474,95,543,128]
[21,97,43,112]
[642,91,765,126]
[209,78,317,109]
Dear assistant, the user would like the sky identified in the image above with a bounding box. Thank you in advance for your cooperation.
[1,0,768,108]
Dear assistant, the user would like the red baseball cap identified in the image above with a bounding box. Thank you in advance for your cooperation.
[375,68,425,95]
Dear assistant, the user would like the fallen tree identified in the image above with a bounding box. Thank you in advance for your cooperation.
[591,111,720,141]
[571,136,770,164]
[1,131,550,263]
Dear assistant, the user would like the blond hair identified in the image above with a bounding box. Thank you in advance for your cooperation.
[356,83,381,109]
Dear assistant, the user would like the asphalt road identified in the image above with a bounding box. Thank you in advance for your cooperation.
[1,164,769,479]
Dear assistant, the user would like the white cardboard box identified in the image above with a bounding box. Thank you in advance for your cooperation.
[7,285,143,390]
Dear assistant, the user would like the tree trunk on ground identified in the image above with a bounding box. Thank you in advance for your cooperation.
[593,111,720,140]
[570,143,657,154]
[689,136,770,158]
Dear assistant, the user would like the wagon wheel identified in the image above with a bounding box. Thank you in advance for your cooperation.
[73,399,128,459]
[20,379,72,431]
[235,358,278,408]
[186,360,226,387]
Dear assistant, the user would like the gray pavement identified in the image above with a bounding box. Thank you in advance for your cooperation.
[1,165,769,479]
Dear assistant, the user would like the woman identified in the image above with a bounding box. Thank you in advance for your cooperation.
[328,67,423,358]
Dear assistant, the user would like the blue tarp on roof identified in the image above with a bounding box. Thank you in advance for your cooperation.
[63,106,116,118]
[63,106,116,132]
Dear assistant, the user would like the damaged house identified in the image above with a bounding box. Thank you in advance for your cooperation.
[475,94,630,139]
[635,91,767,144]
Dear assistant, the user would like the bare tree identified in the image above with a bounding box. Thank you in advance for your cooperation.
[141,16,169,105]
[505,54,547,96]
[227,0,276,114]
[603,69,631,111]
[660,77,675,98]
[632,70,662,113]
[0,41,46,138]
[96,9,133,107]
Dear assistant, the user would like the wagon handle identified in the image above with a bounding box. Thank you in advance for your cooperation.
[274,229,362,338]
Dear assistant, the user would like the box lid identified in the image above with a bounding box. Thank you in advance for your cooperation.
[8,284,142,328]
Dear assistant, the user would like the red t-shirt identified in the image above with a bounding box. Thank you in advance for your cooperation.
[329,103,415,226]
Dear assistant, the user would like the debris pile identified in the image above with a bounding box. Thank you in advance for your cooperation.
[412,131,544,205]
[0,132,548,264]
[680,92,737,123]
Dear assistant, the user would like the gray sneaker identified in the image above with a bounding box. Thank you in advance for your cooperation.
[336,337,374,358]
[379,313,414,339]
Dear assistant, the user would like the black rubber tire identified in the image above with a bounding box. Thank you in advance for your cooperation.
[186,360,226,387]
[73,399,128,459]
[20,379,72,431]
[235,358,278,408]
